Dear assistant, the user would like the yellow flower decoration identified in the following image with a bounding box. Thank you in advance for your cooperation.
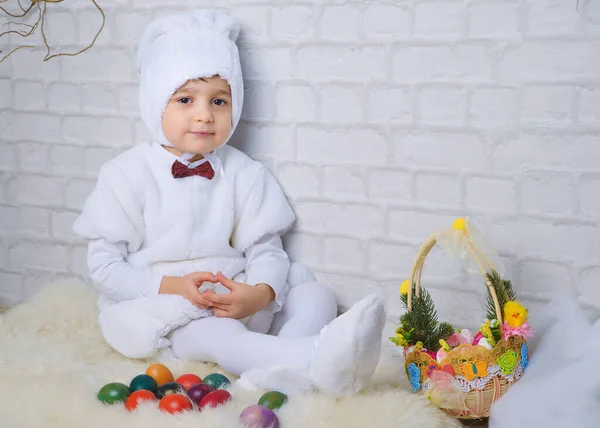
[504,301,527,328]
[439,339,451,351]
[452,217,466,231]
[400,280,410,295]
[480,321,496,346]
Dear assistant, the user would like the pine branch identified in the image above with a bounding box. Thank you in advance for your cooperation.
[485,270,516,321]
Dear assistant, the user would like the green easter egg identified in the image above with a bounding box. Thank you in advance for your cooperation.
[129,374,158,393]
[258,390,288,410]
[202,373,230,390]
[97,382,131,405]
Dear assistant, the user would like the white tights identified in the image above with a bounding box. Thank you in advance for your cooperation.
[168,282,338,375]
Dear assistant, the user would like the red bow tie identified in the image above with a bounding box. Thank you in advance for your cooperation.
[171,160,215,180]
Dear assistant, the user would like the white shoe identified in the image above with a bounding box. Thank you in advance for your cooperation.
[309,294,386,396]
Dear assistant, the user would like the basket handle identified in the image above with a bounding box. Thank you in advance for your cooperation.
[406,233,504,325]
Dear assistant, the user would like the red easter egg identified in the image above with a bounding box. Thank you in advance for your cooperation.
[125,390,156,411]
[175,374,203,391]
[158,394,193,414]
[198,389,232,410]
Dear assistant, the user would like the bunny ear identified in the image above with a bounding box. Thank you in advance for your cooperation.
[191,9,240,42]
[136,15,180,72]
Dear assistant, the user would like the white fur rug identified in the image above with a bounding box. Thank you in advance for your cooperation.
[0,281,461,428]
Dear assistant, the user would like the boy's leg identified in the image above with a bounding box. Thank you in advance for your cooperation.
[269,281,338,338]
[168,316,316,375]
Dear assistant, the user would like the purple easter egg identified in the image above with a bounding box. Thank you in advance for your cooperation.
[186,383,215,406]
[240,405,279,428]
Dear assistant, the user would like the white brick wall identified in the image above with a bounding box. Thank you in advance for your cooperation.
[1,0,599,329]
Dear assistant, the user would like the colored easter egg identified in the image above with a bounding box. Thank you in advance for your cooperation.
[145,363,174,386]
[187,383,215,405]
[257,391,288,410]
[175,373,203,391]
[198,389,232,410]
[158,393,193,414]
[129,374,158,393]
[240,404,280,428]
[156,381,186,399]
[202,373,230,389]
[97,382,131,405]
[125,390,157,411]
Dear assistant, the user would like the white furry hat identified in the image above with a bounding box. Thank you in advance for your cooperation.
[136,10,244,149]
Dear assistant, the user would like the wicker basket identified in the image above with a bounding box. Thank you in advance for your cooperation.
[403,232,528,419]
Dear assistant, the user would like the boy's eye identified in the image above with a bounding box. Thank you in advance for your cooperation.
[212,98,227,106]
[178,97,192,104]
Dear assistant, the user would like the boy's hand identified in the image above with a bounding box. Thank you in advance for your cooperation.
[159,272,218,309]
[202,271,275,319]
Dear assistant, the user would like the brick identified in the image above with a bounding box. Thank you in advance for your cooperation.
[62,50,132,82]
[275,84,316,121]
[320,5,359,41]
[389,211,456,241]
[469,2,519,38]
[394,131,488,171]
[415,1,463,37]
[65,178,95,210]
[580,88,600,125]
[9,242,69,271]
[23,269,55,298]
[392,46,493,82]
[0,143,17,170]
[83,84,119,113]
[240,47,292,81]
[50,145,85,175]
[517,222,600,260]
[18,142,49,171]
[64,117,132,146]
[578,267,600,310]
[320,85,362,123]
[85,147,117,176]
[369,170,411,201]
[297,128,387,164]
[20,207,50,236]
[44,11,77,45]
[48,83,81,113]
[0,272,24,306]
[500,42,600,84]
[363,4,410,39]
[487,219,519,254]
[15,80,46,112]
[9,175,63,207]
[323,237,366,270]
[494,133,600,172]
[415,173,461,208]
[579,175,600,218]
[518,260,572,298]
[0,111,14,140]
[242,81,272,120]
[14,113,61,142]
[521,172,574,215]
[11,50,60,81]
[295,202,384,239]
[323,166,366,197]
[521,86,573,125]
[51,211,80,239]
[316,272,381,311]
[115,12,153,45]
[368,241,416,276]
[281,233,320,267]
[230,125,294,161]
[278,163,320,199]
[0,206,19,233]
[0,79,11,109]
[296,46,386,81]
[466,177,516,212]
[272,7,314,39]
[470,87,518,128]
[118,84,139,114]
[70,246,89,277]
[367,87,411,124]
[418,86,465,125]
[525,0,580,35]
[230,6,269,41]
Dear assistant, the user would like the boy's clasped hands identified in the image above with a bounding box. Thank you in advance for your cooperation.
[159,272,275,319]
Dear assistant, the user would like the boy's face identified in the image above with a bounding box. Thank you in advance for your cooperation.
[162,75,233,155]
